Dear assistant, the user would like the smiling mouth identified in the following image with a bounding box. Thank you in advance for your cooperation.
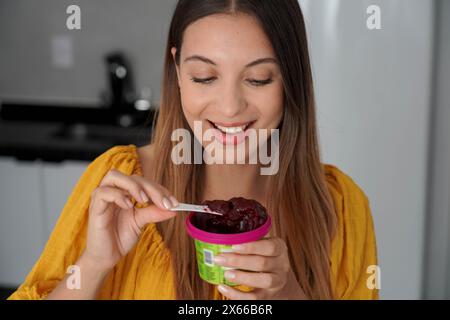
[208,120,255,134]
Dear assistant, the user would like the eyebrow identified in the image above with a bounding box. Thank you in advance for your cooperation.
[184,55,278,68]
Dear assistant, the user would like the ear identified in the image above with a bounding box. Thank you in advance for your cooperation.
[171,47,181,88]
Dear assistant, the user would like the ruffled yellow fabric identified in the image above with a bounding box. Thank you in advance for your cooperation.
[326,164,379,299]
[8,144,378,300]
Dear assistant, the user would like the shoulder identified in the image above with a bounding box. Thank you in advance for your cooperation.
[81,144,148,180]
[68,144,142,192]
[90,144,140,170]
[323,163,369,202]
[322,163,373,244]
[323,164,379,299]
[61,144,141,206]
[323,163,370,217]
[135,143,160,181]
[83,143,159,187]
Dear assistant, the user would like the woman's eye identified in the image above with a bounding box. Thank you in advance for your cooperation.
[190,77,216,85]
[247,78,273,86]
[190,77,273,86]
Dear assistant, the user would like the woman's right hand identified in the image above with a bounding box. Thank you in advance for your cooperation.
[83,169,179,272]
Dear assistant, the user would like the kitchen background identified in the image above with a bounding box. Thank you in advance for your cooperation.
[0,0,449,299]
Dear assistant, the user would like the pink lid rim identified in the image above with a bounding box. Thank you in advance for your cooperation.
[185,212,271,245]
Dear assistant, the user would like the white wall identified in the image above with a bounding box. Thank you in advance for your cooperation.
[0,0,177,105]
[300,0,434,299]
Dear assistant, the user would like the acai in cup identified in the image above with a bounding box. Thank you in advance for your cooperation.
[185,197,271,286]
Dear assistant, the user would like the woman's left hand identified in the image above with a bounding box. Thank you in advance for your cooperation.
[214,237,307,300]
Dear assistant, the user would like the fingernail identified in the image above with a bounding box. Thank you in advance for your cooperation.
[126,198,134,208]
[224,271,235,279]
[214,255,226,264]
[162,197,172,210]
[170,196,179,207]
[218,285,228,293]
[140,191,149,203]
[232,244,244,252]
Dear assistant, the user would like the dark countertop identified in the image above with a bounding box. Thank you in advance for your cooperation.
[0,120,153,162]
[0,102,156,162]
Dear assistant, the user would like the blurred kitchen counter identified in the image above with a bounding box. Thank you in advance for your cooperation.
[0,120,153,162]
[0,102,156,162]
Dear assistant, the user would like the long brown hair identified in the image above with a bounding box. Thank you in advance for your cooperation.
[149,0,337,299]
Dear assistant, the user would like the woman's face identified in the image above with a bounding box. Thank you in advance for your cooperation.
[172,13,284,160]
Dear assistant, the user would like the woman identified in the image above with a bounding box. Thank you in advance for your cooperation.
[9,0,378,300]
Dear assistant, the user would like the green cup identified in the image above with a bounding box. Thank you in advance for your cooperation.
[186,212,272,286]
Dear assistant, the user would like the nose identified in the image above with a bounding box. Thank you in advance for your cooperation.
[217,81,247,118]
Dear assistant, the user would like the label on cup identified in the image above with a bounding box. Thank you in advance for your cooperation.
[194,240,238,286]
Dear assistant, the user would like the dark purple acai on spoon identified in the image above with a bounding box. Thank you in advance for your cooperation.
[192,197,268,234]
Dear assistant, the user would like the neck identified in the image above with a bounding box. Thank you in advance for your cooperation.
[202,163,268,204]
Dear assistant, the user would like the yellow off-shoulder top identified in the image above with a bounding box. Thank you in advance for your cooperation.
[8,144,379,300]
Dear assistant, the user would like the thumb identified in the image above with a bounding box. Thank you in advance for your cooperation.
[134,203,178,228]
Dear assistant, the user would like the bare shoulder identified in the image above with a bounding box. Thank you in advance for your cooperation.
[136,144,157,179]
[137,143,156,161]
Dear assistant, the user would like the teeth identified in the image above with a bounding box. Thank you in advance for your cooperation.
[215,123,249,134]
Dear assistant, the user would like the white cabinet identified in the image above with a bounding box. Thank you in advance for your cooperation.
[41,161,88,235]
[0,157,87,287]
[0,158,45,287]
